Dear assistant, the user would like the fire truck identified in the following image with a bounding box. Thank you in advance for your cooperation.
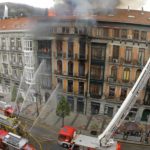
[0,101,14,117]
[58,57,150,150]
[0,129,35,150]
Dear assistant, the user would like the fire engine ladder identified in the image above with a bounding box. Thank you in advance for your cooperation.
[98,57,150,147]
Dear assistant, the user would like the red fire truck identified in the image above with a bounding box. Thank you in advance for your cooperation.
[57,57,150,150]
[0,130,35,150]
[0,101,14,117]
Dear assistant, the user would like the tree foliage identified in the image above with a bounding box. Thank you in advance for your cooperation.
[56,96,70,126]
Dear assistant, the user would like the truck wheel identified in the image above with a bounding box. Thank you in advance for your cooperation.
[62,143,68,148]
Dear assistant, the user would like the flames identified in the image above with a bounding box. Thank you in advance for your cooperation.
[48,8,56,16]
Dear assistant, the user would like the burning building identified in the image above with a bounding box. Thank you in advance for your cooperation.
[0,6,150,122]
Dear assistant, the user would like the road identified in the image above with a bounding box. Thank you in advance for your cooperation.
[19,116,150,150]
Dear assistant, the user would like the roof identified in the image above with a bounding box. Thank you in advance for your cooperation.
[59,126,76,137]
[0,17,35,31]
[0,9,150,31]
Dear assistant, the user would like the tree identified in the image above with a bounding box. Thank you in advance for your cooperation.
[56,96,70,127]
[11,85,17,102]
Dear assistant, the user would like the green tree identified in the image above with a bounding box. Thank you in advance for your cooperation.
[56,96,70,127]
[11,85,17,102]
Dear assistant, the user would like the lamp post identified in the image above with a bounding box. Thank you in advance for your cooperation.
[34,92,39,117]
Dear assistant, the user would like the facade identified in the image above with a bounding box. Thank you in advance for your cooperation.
[0,9,150,124]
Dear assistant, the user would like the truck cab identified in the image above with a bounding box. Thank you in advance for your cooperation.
[58,126,76,148]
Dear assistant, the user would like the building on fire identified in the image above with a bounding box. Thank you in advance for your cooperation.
[0,9,150,123]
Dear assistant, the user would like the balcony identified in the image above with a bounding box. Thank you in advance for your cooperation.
[108,57,119,64]
[90,93,102,99]
[91,56,105,65]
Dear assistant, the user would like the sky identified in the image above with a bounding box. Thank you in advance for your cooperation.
[0,0,150,11]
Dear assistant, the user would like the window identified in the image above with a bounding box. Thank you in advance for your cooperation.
[91,102,100,115]
[123,68,130,82]
[1,38,6,48]
[68,41,73,58]
[16,38,22,49]
[91,44,106,60]
[79,40,86,58]
[91,65,103,80]
[79,62,85,76]
[62,27,69,34]
[24,53,34,67]
[138,48,144,65]
[41,76,51,89]
[38,40,51,54]
[126,108,137,121]
[111,66,117,80]
[57,60,62,74]
[141,109,150,121]
[68,80,73,93]
[3,54,7,63]
[112,45,119,59]
[133,30,139,40]
[144,90,150,105]
[104,105,113,117]
[90,84,102,98]
[125,47,132,63]
[113,29,120,38]
[121,29,127,38]
[109,86,115,97]
[24,40,33,51]
[77,98,84,113]
[56,40,62,57]
[141,31,147,41]
[120,88,127,99]
[12,69,17,79]
[79,82,84,95]
[10,38,15,48]
[102,28,109,37]
[135,69,141,81]
[68,61,73,76]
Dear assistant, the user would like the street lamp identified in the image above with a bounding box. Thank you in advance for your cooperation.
[34,92,39,117]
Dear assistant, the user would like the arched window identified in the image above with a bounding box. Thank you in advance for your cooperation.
[135,69,141,81]
[68,61,73,76]
[57,60,62,74]
[123,68,130,82]
[111,66,117,80]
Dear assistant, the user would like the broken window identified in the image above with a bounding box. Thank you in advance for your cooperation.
[91,102,100,115]
[113,45,119,59]
[109,86,115,97]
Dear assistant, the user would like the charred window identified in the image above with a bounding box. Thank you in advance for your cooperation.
[90,84,102,98]
[38,40,51,54]
[113,45,119,59]
[109,86,115,97]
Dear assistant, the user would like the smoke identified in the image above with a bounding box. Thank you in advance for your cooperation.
[54,0,120,15]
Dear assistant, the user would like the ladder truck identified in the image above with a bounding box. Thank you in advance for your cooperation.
[58,57,150,150]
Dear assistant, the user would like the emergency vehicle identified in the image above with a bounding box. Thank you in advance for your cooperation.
[58,57,150,150]
[0,130,35,150]
[0,101,14,117]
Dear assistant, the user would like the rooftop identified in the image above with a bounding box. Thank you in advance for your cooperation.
[0,9,150,31]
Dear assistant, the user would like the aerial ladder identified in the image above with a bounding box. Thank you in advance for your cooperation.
[58,57,150,150]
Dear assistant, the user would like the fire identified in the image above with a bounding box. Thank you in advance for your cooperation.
[48,8,56,16]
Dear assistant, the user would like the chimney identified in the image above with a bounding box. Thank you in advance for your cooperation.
[128,5,130,12]
[141,7,144,15]
[3,5,8,19]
